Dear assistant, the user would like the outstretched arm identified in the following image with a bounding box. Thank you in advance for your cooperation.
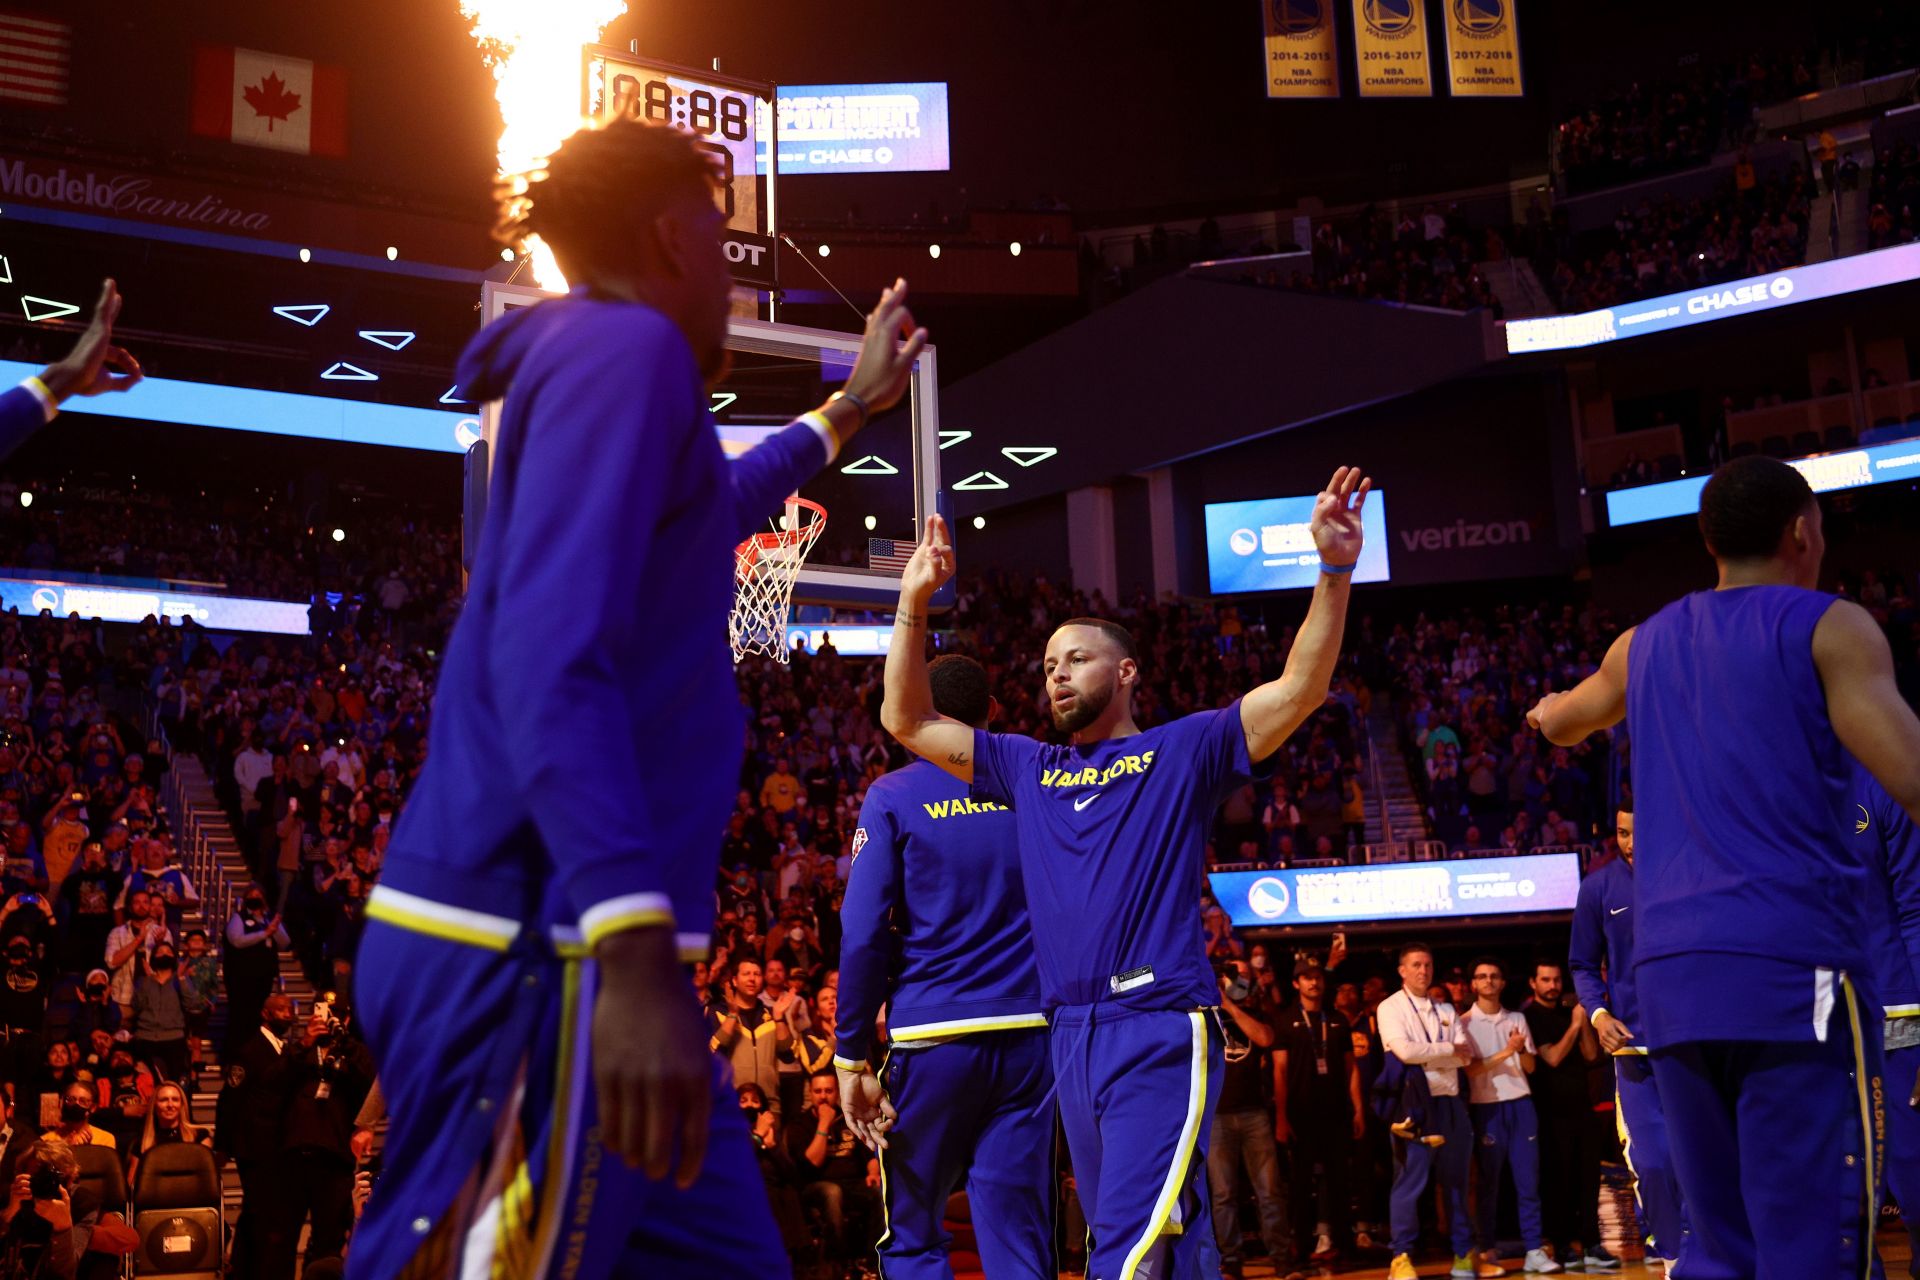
[1816,600,1920,826]
[1239,467,1369,763]
[880,515,975,782]
[1528,628,1633,746]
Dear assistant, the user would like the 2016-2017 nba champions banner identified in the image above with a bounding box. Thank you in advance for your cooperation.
[1443,0,1523,97]
[1262,0,1340,99]
[1350,0,1432,96]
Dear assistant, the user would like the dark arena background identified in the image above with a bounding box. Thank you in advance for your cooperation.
[0,0,1915,1277]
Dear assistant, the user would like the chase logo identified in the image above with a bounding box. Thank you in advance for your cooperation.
[29,587,58,613]
[1452,0,1506,35]
[1248,876,1292,919]
[1362,0,1418,35]
[1271,0,1327,34]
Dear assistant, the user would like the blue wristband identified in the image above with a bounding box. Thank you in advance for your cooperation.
[1320,560,1358,575]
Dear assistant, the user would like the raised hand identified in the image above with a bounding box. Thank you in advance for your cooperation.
[842,279,929,418]
[1309,466,1371,569]
[40,280,142,401]
[901,514,955,604]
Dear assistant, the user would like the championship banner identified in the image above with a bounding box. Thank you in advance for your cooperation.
[1261,0,1341,99]
[1351,0,1432,96]
[1442,0,1523,97]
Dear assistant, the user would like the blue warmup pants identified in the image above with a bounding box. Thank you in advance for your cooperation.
[1052,1004,1223,1280]
[1882,1041,1920,1279]
[1614,1051,1687,1266]
[1470,1097,1542,1252]
[876,1028,1055,1280]
[1649,976,1882,1280]
[1389,1091,1472,1259]
[348,919,787,1280]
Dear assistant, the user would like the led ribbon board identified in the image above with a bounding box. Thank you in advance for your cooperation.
[1204,490,1391,593]
[1605,434,1920,527]
[1210,852,1582,928]
[1505,242,1920,354]
[0,575,310,634]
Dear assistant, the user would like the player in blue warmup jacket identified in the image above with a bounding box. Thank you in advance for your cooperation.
[0,278,140,459]
[1569,798,1687,1272]
[350,118,926,1280]
[835,654,1053,1280]
[881,467,1371,1280]
[1855,766,1920,1279]
[1532,455,1920,1280]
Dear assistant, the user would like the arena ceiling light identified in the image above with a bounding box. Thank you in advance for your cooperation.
[1009,242,1022,257]
[952,470,1008,491]
[938,430,971,450]
[438,385,470,406]
[358,330,417,351]
[709,392,739,413]
[0,256,11,285]
[273,304,330,326]
[320,362,378,381]
[928,244,941,259]
[841,455,900,476]
[21,296,78,322]
[1000,446,1056,467]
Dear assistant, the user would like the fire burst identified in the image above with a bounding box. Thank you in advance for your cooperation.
[460,0,627,286]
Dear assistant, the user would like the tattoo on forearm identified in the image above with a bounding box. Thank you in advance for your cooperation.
[946,752,969,766]
[897,614,925,628]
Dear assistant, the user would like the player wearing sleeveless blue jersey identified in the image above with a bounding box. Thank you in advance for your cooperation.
[1569,799,1686,1272]
[834,655,1052,1280]
[350,118,928,1280]
[1854,766,1920,1279]
[1531,456,1920,1280]
[882,467,1371,1280]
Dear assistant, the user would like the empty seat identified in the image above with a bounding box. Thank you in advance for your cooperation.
[1761,434,1791,457]
[1824,423,1857,450]
[1730,440,1759,458]
[132,1143,221,1277]
[72,1144,128,1217]
[1791,430,1822,455]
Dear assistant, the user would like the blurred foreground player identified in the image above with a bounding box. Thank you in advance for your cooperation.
[1855,767,1920,1279]
[2,279,141,453]
[1569,800,1687,1273]
[1531,455,1920,1279]
[882,467,1371,1280]
[835,654,1053,1279]
[350,117,926,1279]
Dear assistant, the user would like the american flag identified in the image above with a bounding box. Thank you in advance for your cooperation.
[0,11,69,107]
[867,537,915,572]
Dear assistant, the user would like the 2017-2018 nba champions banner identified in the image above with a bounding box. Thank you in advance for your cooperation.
[1442,0,1522,96]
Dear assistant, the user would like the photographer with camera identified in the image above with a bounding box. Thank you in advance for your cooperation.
[1207,956,1296,1280]
[0,1139,89,1279]
[264,998,371,1279]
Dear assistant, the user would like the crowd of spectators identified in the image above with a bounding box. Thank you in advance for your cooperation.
[1256,205,1504,315]
[1869,141,1920,250]
[1540,171,1811,314]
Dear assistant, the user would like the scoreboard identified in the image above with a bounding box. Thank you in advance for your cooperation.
[581,48,778,289]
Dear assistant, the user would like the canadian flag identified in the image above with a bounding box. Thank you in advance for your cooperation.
[191,45,346,156]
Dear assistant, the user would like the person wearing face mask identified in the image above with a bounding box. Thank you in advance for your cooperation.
[44,1081,111,1150]
[216,993,297,1278]
[222,887,290,1059]
[129,944,189,1083]
[42,970,120,1057]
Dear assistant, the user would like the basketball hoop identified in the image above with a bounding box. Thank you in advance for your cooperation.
[731,497,827,664]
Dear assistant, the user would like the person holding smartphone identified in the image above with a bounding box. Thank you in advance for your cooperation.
[0,1140,91,1280]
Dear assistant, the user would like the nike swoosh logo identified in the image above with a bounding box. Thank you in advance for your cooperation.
[1610,907,1629,916]
[1074,793,1101,812]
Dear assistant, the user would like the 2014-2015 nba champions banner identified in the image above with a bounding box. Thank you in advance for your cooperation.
[1442,0,1523,97]
[1351,0,1432,97]
[1262,0,1341,99]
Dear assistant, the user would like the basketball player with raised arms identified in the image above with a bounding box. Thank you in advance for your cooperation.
[835,653,1053,1278]
[1530,455,1920,1279]
[882,466,1371,1280]
[351,116,926,1279]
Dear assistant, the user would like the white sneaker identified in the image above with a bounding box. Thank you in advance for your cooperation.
[1524,1249,1563,1274]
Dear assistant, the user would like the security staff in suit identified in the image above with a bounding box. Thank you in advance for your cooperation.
[216,993,297,1278]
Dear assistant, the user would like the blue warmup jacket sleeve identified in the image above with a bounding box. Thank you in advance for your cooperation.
[728,420,831,540]
[1878,783,1920,1009]
[834,787,903,1066]
[0,383,54,463]
[1569,873,1611,1016]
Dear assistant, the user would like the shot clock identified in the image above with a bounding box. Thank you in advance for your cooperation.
[582,48,779,289]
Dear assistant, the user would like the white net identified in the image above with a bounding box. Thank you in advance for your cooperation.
[730,498,826,664]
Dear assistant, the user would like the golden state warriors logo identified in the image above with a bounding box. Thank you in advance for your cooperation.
[1452,0,1506,35]
[1270,0,1326,34]
[1858,805,1872,836]
[1362,0,1418,35]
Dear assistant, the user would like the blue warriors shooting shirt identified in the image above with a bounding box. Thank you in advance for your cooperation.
[971,700,1271,1010]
